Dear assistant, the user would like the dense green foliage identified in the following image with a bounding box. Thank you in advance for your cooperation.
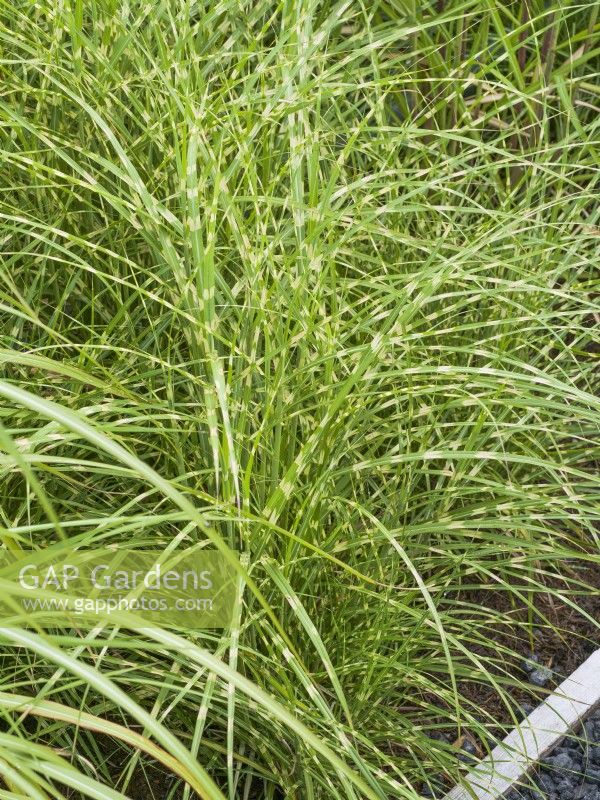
[0,0,599,797]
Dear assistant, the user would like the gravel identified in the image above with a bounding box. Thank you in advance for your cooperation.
[528,666,555,687]
[419,653,596,799]
[505,708,600,800]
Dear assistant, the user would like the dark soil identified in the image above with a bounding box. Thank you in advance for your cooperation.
[456,560,600,728]
[418,560,600,798]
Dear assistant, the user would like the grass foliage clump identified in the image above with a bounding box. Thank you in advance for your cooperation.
[0,0,599,797]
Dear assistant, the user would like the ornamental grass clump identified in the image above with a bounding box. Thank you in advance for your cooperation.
[0,0,599,797]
